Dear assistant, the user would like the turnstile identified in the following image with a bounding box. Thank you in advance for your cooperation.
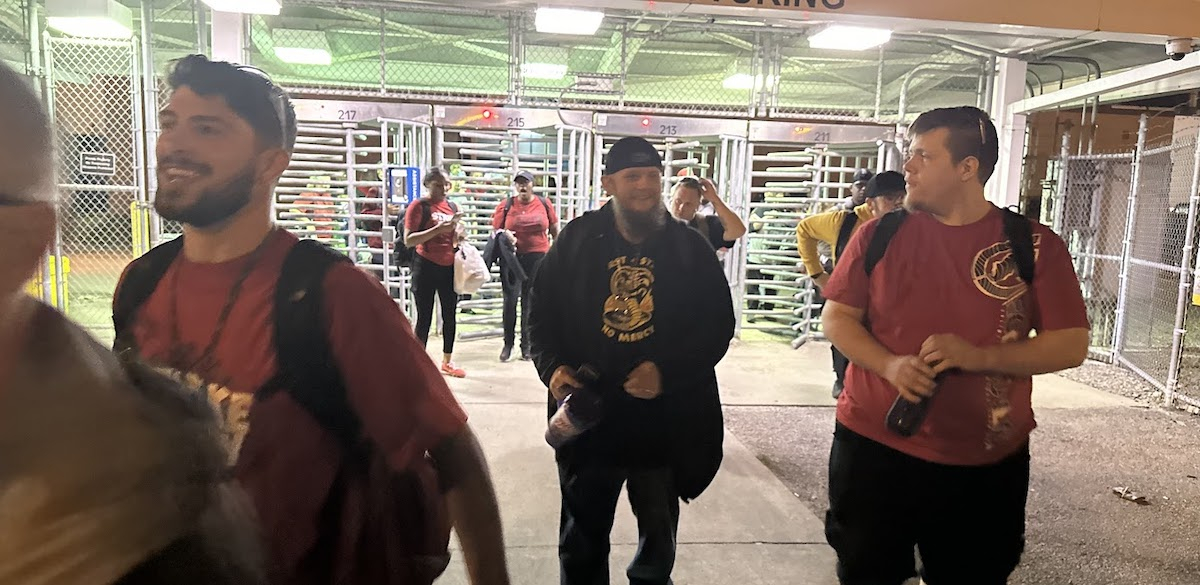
[433,106,595,340]
[744,121,894,346]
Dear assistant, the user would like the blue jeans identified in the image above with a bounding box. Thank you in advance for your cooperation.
[558,463,680,585]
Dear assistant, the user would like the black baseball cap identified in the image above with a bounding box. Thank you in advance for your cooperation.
[604,137,663,176]
[865,170,906,199]
[853,168,875,184]
[513,170,535,183]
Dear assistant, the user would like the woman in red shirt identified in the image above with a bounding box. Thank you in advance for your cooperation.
[404,168,468,377]
[490,170,559,362]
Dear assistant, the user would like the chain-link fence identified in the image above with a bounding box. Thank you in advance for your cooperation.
[1051,150,1133,360]
[44,36,144,346]
[1049,116,1200,412]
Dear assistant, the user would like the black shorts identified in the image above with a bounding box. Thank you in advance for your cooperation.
[825,423,1030,585]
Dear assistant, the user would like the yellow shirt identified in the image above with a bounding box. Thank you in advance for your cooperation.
[795,203,873,276]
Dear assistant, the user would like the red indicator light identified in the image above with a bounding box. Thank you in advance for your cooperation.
[641,117,651,127]
[482,109,494,120]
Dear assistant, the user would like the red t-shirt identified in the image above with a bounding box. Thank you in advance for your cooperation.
[824,206,1089,466]
[490,196,558,254]
[118,229,467,574]
[405,197,459,266]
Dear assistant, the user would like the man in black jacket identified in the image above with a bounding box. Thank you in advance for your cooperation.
[528,137,736,585]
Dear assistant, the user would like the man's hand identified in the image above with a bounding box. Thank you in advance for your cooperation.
[549,366,581,401]
[883,355,937,403]
[920,334,987,374]
[698,177,720,204]
[624,361,662,400]
[812,272,831,290]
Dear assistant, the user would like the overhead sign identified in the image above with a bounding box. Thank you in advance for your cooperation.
[434,106,593,131]
[650,0,1200,38]
[79,152,116,176]
[596,113,748,138]
[749,121,893,144]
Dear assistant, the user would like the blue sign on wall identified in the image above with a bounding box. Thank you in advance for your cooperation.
[386,166,421,204]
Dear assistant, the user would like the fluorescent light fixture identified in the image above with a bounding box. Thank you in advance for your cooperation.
[522,62,568,80]
[273,29,332,65]
[808,25,892,51]
[722,73,755,90]
[535,7,604,36]
[201,0,281,15]
[46,0,133,39]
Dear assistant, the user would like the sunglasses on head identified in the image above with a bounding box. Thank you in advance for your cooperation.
[235,65,289,149]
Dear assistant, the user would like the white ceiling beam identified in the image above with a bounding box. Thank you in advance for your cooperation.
[1011,52,1200,114]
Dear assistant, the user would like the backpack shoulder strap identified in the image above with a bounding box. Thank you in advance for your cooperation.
[501,197,515,228]
[113,237,185,352]
[864,209,909,277]
[834,212,859,261]
[539,196,553,221]
[1001,207,1036,285]
[260,239,362,448]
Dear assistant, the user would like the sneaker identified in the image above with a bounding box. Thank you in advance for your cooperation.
[520,350,532,361]
[500,345,513,362]
[441,362,466,378]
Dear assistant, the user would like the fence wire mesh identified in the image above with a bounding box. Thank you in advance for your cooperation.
[1117,135,1197,389]
[1052,153,1133,360]
[46,37,142,346]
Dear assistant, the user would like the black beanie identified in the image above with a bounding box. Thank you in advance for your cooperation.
[604,137,663,175]
[865,170,906,199]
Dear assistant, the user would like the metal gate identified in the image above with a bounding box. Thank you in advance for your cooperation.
[744,121,892,347]
[275,100,432,315]
[433,106,594,340]
[43,36,145,346]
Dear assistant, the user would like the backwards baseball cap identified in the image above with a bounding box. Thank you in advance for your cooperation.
[513,170,535,183]
[865,170,906,199]
[604,137,663,176]
[852,168,875,184]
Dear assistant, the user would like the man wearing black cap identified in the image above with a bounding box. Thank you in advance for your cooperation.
[841,168,875,211]
[528,136,736,585]
[797,171,906,398]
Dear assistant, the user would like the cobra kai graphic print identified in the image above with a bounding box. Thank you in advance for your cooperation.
[602,256,656,343]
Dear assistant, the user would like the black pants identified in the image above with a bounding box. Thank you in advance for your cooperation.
[558,462,680,585]
[411,254,458,355]
[502,252,545,351]
[825,423,1030,585]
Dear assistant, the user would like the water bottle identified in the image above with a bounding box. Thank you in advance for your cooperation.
[545,365,603,449]
[885,372,948,437]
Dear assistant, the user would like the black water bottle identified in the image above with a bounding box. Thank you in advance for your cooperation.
[545,365,603,449]
[886,372,948,437]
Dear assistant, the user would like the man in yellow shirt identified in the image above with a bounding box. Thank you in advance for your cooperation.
[796,171,906,397]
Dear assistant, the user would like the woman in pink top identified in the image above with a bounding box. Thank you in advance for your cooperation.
[490,170,559,362]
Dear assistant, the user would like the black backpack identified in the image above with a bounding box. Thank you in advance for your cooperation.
[863,207,1036,284]
[394,199,460,268]
[835,212,860,263]
[112,236,452,584]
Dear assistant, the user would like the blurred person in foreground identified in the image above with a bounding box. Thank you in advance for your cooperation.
[0,61,263,585]
[112,55,508,585]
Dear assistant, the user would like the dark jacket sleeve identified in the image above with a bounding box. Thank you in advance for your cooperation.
[656,228,736,390]
[528,223,573,388]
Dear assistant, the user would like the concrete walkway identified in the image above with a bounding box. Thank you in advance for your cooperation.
[428,336,1128,584]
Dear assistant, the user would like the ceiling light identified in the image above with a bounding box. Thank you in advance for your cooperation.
[201,0,281,15]
[46,0,132,39]
[273,29,331,65]
[808,25,892,51]
[522,62,568,80]
[535,7,604,36]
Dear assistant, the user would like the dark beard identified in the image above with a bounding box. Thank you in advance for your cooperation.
[155,168,255,229]
[613,199,667,242]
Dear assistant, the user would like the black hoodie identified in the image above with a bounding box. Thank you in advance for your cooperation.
[528,202,735,501]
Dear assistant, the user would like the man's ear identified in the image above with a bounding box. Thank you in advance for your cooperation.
[258,148,291,182]
[959,156,980,183]
[600,174,614,195]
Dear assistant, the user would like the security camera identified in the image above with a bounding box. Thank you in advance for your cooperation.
[1167,38,1196,61]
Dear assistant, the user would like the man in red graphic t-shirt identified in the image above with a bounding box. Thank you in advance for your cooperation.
[113,55,509,585]
[490,170,559,362]
[821,107,1089,585]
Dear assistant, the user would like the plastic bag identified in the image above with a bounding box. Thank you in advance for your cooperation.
[454,243,490,295]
